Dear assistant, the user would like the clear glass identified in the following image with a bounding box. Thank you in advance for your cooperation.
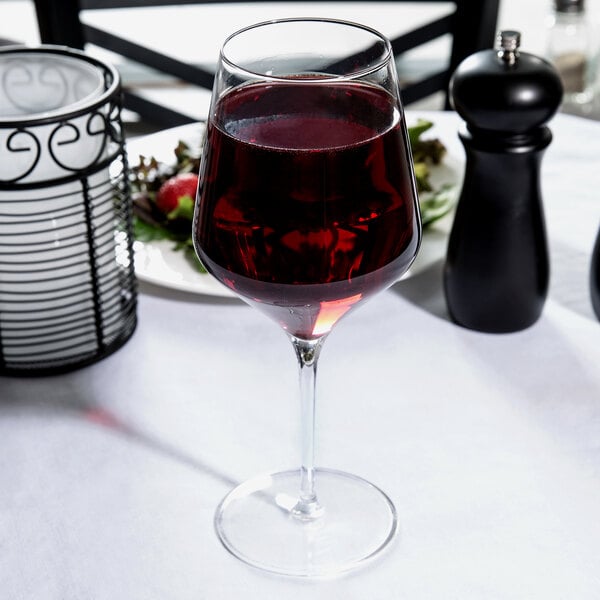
[546,9,596,111]
[193,18,421,577]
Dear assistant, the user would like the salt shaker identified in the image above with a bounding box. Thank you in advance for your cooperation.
[546,0,595,112]
[444,31,563,333]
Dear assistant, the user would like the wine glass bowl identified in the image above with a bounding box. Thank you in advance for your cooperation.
[193,18,421,577]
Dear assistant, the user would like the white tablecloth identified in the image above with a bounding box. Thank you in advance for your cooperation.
[1,110,600,599]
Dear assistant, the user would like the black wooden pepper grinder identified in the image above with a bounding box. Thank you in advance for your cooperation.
[590,233,600,319]
[444,31,563,333]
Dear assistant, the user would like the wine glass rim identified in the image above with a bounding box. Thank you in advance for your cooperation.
[220,17,394,82]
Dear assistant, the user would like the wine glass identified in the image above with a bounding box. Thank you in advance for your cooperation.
[193,18,421,577]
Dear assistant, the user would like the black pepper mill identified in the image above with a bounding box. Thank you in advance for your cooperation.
[444,31,563,333]
[590,234,600,319]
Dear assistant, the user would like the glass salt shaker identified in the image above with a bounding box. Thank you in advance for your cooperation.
[546,0,596,113]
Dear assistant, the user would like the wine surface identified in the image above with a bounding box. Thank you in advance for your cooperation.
[194,81,420,338]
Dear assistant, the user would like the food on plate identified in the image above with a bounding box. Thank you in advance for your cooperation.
[130,119,455,273]
[409,118,456,227]
[131,140,206,272]
[155,172,198,216]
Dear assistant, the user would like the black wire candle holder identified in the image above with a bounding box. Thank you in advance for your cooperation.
[0,46,137,375]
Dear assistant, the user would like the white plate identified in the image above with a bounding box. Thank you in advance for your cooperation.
[133,238,235,296]
[407,154,462,278]
[128,123,461,297]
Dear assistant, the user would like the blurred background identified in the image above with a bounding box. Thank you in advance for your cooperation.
[1,0,599,131]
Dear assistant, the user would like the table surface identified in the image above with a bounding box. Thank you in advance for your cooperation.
[2,110,600,599]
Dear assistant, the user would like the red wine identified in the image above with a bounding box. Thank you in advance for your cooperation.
[194,81,420,339]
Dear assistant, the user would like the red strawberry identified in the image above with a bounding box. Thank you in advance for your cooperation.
[155,172,199,215]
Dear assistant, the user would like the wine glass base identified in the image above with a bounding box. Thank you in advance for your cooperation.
[214,468,398,577]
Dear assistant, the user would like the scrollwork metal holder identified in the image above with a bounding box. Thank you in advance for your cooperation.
[0,46,137,375]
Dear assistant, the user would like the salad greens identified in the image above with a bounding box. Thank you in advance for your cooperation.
[409,118,456,226]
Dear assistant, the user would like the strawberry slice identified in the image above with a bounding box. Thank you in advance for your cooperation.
[155,172,199,216]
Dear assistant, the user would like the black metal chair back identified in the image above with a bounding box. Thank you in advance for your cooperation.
[33,0,500,127]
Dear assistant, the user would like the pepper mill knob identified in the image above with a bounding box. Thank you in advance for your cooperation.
[497,29,521,64]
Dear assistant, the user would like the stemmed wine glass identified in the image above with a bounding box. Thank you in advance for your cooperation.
[193,18,421,577]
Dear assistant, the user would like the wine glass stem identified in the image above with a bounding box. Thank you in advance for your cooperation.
[290,335,326,520]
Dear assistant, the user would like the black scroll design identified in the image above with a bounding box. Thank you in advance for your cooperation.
[0,129,41,184]
[105,100,125,146]
[86,109,111,154]
[48,110,108,173]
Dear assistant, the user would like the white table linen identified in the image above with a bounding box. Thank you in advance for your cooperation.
[1,110,600,599]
